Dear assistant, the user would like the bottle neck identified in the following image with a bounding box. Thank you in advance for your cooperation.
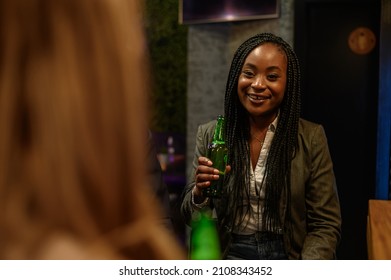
[214,117,225,143]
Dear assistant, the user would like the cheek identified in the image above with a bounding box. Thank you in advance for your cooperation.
[277,85,286,96]
[237,77,249,93]
[273,80,287,96]
[274,88,286,106]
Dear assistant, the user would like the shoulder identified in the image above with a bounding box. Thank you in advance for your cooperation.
[197,119,217,138]
[298,118,322,130]
[298,118,328,146]
[199,119,217,130]
[298,118,326,136]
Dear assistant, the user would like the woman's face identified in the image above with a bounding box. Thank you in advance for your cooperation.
[237,43,287,120]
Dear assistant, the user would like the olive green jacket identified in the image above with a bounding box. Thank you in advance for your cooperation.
[181,118,342,259]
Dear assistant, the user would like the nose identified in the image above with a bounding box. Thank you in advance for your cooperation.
[251,75,266,89]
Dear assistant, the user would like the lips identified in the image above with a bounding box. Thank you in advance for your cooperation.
[246,93,270,103]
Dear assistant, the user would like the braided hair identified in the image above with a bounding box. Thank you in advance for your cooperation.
[222,33,301,237]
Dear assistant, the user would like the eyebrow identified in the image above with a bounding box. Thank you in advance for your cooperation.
[242,63,283,71]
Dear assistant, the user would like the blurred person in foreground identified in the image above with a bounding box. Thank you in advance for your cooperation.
[0,0,185,259]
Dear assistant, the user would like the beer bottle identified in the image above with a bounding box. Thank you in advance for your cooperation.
[190,209,221,260]
[203,115,228,198]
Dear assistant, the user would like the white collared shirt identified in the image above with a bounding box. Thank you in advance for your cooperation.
[234,116,278,234]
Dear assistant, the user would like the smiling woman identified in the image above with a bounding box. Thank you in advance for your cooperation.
[237,43,288,170]
[237,43,287,124]
[181,33,341,260]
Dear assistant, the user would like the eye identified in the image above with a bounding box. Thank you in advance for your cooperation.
[241,70,254,78]
[267,73,279,81]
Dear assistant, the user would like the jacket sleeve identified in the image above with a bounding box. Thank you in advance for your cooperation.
[301,125,342,259]
[180,122,214,226]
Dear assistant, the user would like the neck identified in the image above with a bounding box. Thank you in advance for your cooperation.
[249,112,277,133]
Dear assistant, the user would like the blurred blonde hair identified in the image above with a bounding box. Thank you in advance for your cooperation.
[0,0,184,259]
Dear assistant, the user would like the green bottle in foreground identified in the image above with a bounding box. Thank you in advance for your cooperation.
[190,210,221,260]
[202,115,228,198]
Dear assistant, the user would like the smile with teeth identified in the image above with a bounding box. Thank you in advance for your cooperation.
[247,94,269,101]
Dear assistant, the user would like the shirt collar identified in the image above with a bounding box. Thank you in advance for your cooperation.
[269,111,280,133]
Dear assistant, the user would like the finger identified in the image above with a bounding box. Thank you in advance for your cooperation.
[195,180,210,189]
[195,173,219,186]
[197,165,220,175]
[198,157,213,166]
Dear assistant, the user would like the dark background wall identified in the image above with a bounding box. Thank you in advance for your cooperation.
[294,0,380,260]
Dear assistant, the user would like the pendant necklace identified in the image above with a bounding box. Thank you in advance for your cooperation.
[252,133,265,148]
[251,132,266,196]
[251,128,267,150]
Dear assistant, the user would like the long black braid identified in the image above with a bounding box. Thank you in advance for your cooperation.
[222,33,301,241]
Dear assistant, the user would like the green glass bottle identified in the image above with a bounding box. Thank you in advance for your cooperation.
[203,115,228,198]
[190,210,221,260]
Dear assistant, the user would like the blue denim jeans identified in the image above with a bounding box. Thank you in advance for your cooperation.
[225,232,288,260]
